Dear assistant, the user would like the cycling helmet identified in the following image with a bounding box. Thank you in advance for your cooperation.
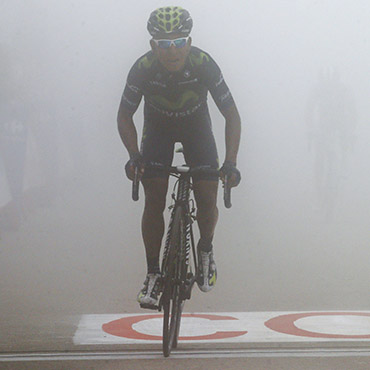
[147,6,193,37]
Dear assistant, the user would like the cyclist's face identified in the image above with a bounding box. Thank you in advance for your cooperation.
[151,33,191,72]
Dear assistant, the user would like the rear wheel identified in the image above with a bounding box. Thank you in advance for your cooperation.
[162,206,186,357]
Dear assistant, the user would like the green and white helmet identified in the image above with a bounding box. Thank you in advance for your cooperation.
[147,6,193,37]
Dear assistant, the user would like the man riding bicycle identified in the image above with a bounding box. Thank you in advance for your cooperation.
[117,6,241,307]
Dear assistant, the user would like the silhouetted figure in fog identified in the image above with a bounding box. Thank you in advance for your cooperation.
[306,68,357,218]
[118,6,241,306]
[0,45,29,230]
[0,44,60,231]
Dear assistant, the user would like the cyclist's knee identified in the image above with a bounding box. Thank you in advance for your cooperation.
[193,180,218,211]
[142,178,168,213]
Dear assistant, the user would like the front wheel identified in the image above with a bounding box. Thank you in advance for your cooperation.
[162,206,186,357]
[162,280,183,356]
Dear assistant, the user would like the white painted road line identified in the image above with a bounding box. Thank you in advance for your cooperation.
[1,348,370,362]
[74,311,370,345]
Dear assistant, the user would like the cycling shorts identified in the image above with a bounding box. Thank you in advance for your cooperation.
[140,109,219,181]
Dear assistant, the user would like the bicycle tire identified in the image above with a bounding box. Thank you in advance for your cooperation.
[162,206,186,357]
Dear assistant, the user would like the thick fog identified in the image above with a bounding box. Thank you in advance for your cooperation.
[1,0,370,318]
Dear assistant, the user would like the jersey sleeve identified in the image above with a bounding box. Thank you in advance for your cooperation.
[203,54,235,112]
[119,61,143,113]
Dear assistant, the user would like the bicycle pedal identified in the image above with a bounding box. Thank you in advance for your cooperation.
[139,303,159,310]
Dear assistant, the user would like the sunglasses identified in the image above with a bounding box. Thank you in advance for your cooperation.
[153,37,189,49]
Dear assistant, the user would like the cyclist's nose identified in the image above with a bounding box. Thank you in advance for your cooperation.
[167,44,178,55]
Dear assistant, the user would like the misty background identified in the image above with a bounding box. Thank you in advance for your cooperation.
[1,0,369,323]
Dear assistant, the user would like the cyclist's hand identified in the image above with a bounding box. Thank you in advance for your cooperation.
[125,153,145,181]
[220,161,241,188]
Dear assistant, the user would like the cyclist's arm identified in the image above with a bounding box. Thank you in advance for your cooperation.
[117,57,144,158]
[221,103,241,165]
[201,52,240,164]
[117,105,140,158]
[218,103,241,188]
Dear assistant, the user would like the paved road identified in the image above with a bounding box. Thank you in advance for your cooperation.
[1,349,370,369]
[1,168,370,369]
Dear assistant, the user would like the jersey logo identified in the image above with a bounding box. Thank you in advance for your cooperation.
[178,78,198,85]
[149,80,167,88]
[127,83,141,94]
[149,90,199,110]
[215,73,224,88]
[219,90,231,103]
[122,94,138,108]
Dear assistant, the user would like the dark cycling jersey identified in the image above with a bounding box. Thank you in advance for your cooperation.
[119,46,235,180]
[140,108,220,180]
[120,46,235,119]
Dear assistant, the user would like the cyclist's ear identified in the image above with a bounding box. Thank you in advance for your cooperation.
[150,39,156,53]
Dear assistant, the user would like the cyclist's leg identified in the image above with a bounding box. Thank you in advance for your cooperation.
[193,180,218,249]
[181,110,219,292]
[193,180,219,292]
[181,110,219,250]
[140,118,175,273]
[137,119,175,305]
[141,177,168,272]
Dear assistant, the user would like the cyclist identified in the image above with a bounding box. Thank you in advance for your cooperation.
[117,6,241,307]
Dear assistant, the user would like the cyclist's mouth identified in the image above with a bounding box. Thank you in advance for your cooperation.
[164,58,184,71]
[167,59,180,65]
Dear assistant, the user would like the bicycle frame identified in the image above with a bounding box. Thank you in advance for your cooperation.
[160,169,198,308]
[131,161,232,356]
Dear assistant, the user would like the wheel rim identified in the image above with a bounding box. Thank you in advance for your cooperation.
[162,282,181,356]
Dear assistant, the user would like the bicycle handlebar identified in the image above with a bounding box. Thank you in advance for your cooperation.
[131,163,232,208]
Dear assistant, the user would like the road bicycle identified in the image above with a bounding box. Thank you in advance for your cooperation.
[132,158,232,357]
